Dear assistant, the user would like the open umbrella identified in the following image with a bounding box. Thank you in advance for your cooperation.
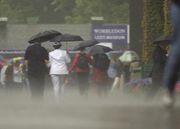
[28,30,62,43]
[50,34,83,42]
[119,50,139,62]
[73,40,99,51]
[89,45,113,55]
[50,34,83,49]
[153,35,171,44]
[7,57,24,64]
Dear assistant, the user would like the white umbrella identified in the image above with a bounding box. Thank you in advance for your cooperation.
[119,50,139,62]
[96,42,113,48]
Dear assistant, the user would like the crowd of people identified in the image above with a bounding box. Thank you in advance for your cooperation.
[0,0,178,110]
[0,35,176,109]
[1,34,177,108]
[0,41,143,101]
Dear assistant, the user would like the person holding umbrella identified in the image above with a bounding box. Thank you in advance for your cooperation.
[24,42,49,100]
[92,53,111,97]
[89,44,112,97]
[68,40,97,96]
[148,36,169,97]
[119,50,140,84]
[49,42,71,101]
[69,47,93,96]
[24,30,60,100]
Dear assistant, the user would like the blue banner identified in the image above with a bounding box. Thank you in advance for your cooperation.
[91,24,129,44]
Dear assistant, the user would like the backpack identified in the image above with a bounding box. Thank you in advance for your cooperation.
[77,53,89,69]
[94,54,110,70]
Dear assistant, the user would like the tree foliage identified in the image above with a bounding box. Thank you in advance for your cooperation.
[61,0,129,24]
[0,0,129,24]
[163,0,172,35]
[0,0,58,23]
[141,0,171,63]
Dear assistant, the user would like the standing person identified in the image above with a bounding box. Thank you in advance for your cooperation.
[150,41,168,95]
[92,53,110,97]
[5,60,25,91]
[163,0,180,107]
[110,59,124,92]
[49,42,71,100]
[69,47,92,96]
[24,43,49,100]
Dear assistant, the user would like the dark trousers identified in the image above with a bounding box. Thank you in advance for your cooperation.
[28,74,45,100]
[76,72,89,96]
[5,82,24,91]
[164,3,180,94]
[96,81,110,97]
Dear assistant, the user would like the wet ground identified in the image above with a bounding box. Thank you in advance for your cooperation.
[0,87,179,129]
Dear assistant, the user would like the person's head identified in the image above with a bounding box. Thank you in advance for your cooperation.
[53,42,62,49]
[13,60,19,67]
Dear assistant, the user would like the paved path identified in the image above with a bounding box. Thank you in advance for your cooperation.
[0,89,179,129]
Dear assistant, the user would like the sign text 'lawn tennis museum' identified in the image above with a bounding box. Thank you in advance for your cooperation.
[91,24,129,44]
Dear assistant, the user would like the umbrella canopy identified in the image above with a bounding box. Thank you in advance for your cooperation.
[96,42,112,49]
[119,50,139,62]
[28,30,62,44]
[7,57,24,64]
[73,40,99,51]
[8,56,24,62]
[153,35,171,44]
[50,34,83,42]
[89,45,113,55]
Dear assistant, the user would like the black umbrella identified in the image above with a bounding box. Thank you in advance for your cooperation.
[89,45,113,55]
[50,34,83,42]
[73,40,99,51]
[153,35,171,44]
[28,30,62,43]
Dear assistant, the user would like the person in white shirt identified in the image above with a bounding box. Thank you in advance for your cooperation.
[49,42,71,100]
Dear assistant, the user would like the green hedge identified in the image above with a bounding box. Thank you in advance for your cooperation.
[163,0,172,35]
[142,0,172,63]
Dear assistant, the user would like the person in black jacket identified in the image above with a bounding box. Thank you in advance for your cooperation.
[151,42,168,94]
[24,43,49,100]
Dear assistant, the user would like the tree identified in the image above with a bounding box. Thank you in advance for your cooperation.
[142,0,165,63]
[163,0,172,35]
[53,0,129,24]
[129,0,143,56]
[0,0,34,23]
[0,0,129,24]
[0,0,68,23]
[141,0,172,63]
[48,0,76,23]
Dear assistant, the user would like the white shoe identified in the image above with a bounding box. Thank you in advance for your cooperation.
[162,91,175,108]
